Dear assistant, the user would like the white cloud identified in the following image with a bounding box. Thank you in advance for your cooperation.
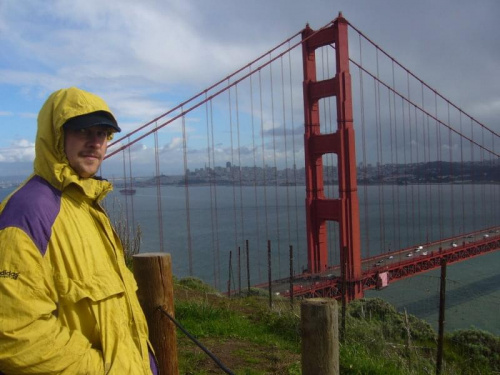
[1,0,499,177]
[0,139,35,163]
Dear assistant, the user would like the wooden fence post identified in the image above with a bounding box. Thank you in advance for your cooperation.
[133,253,179,375]
[301,298,339,375]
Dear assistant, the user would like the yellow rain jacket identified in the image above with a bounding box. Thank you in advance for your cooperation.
[0,88,156,374]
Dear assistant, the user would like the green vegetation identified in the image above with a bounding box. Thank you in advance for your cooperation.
[112,218,499,374]
[172,278,500,375]
[112,220,499,374]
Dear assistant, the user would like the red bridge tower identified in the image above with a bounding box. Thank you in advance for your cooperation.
[302,13,363,300]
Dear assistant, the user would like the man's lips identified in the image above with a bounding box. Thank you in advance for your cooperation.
[81,153,101,160]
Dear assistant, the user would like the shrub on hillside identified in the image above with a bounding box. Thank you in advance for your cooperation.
[448,329,500,372]
[347,298,435,342]
[178,277,219,293]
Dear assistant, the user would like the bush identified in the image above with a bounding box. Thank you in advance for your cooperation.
[448,329,500,372]
[178,277,220,294]
[347,298,435,342]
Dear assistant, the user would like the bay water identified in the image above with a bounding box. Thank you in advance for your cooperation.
[1,182,498,335]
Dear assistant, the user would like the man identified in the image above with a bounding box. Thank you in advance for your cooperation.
[0,87,157,374]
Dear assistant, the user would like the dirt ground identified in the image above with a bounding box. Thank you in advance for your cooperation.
[178,336,300,374]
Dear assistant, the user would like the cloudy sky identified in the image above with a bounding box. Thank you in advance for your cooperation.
[1,0,499,179]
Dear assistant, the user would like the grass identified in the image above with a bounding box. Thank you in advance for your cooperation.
[115,222,499,374]
[170,277,500,375]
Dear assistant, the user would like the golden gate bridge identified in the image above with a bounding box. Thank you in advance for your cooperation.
[101,13,499,301]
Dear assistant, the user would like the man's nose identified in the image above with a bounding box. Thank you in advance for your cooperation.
[86,131,107,145]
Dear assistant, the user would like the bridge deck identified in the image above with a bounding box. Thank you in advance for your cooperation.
[258,227,500,299]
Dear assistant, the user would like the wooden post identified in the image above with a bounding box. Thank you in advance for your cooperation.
[133,253,179,375]
[268,240,272,309]
[289,245,294,308]
[301,298,339,375]
[436,258,447,375]
[246,240,251,294]
[228,250,233,297]
[238,246,241,295]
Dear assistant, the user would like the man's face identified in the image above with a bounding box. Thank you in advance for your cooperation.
[64,126,111,178]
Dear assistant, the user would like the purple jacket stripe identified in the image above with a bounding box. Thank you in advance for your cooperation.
[149,350,158,375]
[0,176,61,256]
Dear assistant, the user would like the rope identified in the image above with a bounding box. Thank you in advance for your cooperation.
[156,306,235,375]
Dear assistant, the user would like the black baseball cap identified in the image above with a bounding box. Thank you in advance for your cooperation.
[63,111,121,132]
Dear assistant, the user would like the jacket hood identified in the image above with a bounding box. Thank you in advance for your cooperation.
[34,87,116,200]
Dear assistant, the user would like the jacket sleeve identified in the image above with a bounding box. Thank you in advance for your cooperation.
[0,227,105,374]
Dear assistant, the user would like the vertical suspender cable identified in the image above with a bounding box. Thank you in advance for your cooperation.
[375,48,385,254]
[374,67,381,254]
[358,34,370,258]
[407,73,415,245]
[470,118,476,231]
[388,71,396,254]
[480,125,486,229]
[121,150,130,234]
[127,138,136,233]
[209,99,221,288]
[205,95,219,288]
[426,100,433,242]
[235,84,246,256]
[228,81,240,269]
[181,108,193,276]
[259,70,270,261]
[280,56,293,260]
[287,43,302,275]
[459,112,466,235]
[392,61,401,252]
[435,92,443,241]
[447,103,455,237]
[491,132,497,227]
[414,106,421,243]
[401,97,409,246]
[269,56,282,277]
[421,83,431,245]
[153,122,165,253]
[249,68,263,281]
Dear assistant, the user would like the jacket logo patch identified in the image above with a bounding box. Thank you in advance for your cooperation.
[0,270,20,280]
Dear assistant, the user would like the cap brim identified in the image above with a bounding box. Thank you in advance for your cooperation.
[63,111,121,132]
